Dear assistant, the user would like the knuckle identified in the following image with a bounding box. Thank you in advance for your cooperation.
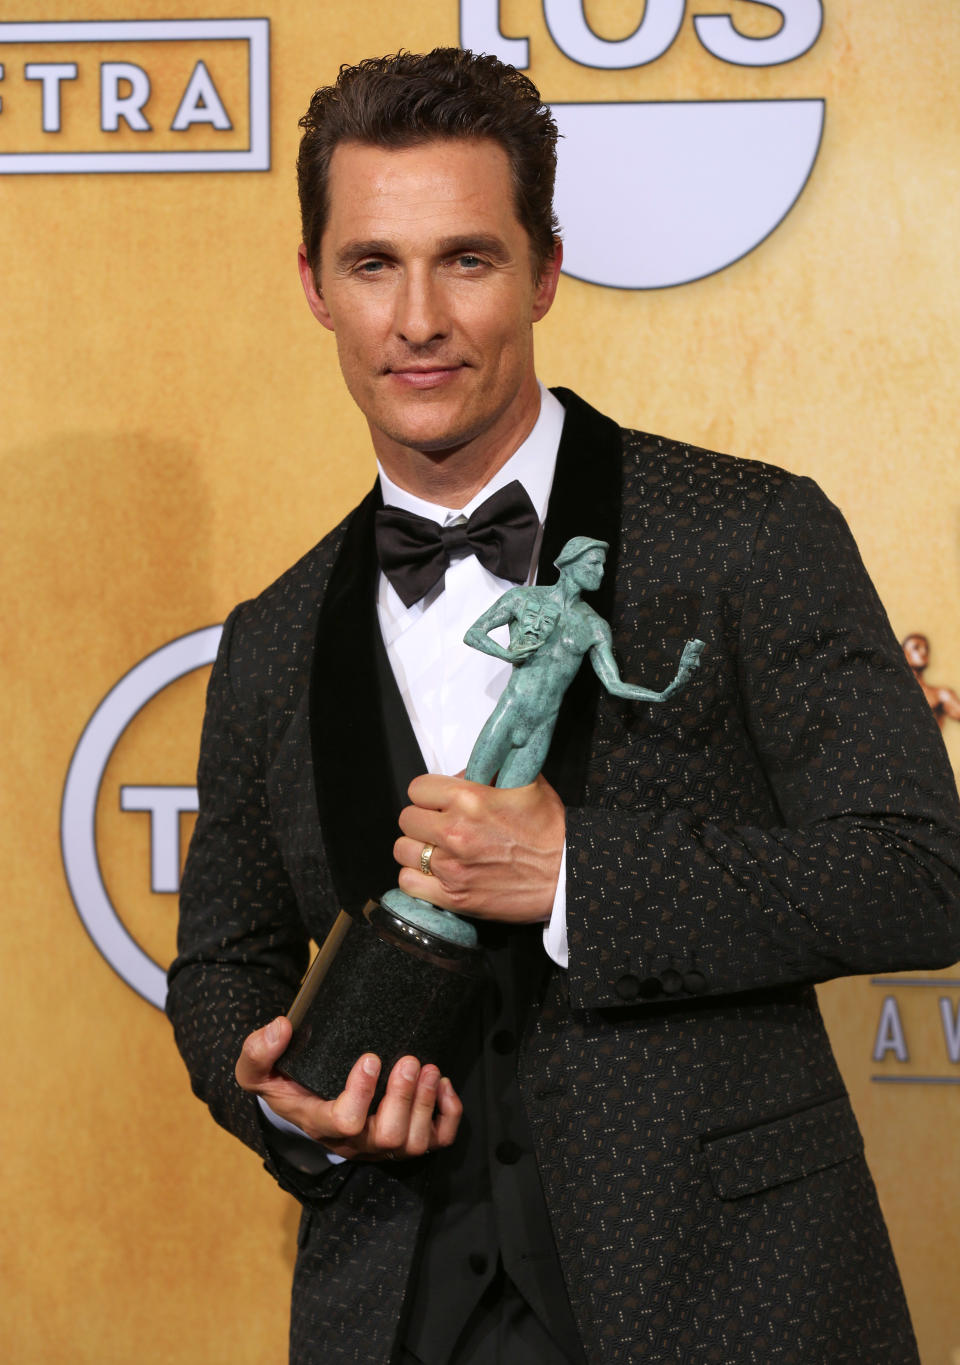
[333,1111,365,1139]
[441,882,471,911]
[458,788,481,816]
[376,1126,404,1154]
[444,825,473,860]
[440,856,466,887]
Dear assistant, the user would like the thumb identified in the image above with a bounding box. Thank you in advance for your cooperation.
[235,1015,292,1091]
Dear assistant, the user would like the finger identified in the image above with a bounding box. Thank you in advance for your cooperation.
[403,1064,441,1157]
[393,834,442,874]
[235,1015,292,1090]
[328,1053,381,1138]
[397,865,459,910]
[257,1078,341,1143]
[407,773,470,809]
[432,1076,463,1147]
[397,805,445,842]
[370,1056,421,1150]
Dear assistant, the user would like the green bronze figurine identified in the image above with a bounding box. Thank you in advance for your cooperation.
[381,536,705,943]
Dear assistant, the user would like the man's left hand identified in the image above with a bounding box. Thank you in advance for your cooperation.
[394,773,565,922]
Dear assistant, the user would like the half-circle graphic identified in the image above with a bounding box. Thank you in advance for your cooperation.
[61,626,222,1009]
[552,100,825,289]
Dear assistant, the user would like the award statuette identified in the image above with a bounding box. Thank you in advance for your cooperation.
[278,536,705,1100]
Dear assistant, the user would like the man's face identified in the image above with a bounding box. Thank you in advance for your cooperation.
[300,137,561,464]
[567,547,606,593]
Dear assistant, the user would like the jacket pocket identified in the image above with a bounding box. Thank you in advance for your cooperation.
[700,1095,864,1200]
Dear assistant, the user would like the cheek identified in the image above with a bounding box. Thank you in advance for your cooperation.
[333,318,380,383]
[329,290,389,355]
[460,288,533,354]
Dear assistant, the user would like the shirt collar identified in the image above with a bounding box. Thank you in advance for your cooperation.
[376,381,565,527]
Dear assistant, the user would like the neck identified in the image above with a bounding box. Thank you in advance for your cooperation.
[557,573,580,607]
[372,374,542,509]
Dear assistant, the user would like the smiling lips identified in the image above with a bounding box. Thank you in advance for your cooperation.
[386,364,466,389]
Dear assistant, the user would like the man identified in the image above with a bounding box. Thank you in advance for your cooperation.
[168,48,960,1365]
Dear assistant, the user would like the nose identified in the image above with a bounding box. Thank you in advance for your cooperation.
[394,266,449,347]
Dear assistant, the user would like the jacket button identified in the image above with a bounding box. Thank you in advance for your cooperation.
[638,977,662,999]
[683,970,708,994]
[615,973,640,1001]
[661,968,682,995]
[491,1029,516,1054]
[468,1252,488,1275]
[495,1139,522,1165]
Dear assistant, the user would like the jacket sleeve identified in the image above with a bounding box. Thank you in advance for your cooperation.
[564,474,960,1010]
[166,605,347,1202]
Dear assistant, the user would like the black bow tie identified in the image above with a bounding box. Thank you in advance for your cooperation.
[374,479,539,609]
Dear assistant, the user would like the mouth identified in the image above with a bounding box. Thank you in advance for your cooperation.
[385,363,467,390]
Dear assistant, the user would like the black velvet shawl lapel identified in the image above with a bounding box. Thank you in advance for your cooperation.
[309,387,623,910]
[540,387,622,807]
[309,483,424,912]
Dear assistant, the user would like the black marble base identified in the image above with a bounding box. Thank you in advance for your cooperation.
[277,899,487,1101]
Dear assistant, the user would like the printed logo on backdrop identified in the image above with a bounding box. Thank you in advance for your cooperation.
[0,19,268,173]
[869,976,960,1088]
[61,628,222,1008]
[462,1,826,288]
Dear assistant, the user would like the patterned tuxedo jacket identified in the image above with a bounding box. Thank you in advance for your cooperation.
[168,389,960,1363]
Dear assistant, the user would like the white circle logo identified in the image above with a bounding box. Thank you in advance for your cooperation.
[60,626,222,1009]
[461,0,826,288]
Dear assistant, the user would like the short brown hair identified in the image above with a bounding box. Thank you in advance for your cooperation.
[297,48,560,280]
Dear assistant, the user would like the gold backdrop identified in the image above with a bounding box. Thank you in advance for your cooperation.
[3,2,959,1361]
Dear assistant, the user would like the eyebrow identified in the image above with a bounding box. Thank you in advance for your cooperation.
[334,234,512,270]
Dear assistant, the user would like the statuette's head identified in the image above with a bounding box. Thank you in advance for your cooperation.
[554,536,609,593]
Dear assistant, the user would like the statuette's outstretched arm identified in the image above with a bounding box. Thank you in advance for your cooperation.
[591,636,705,703]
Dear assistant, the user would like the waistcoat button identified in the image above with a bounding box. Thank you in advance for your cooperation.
[615,973,640,1001]
[661,968,683,994]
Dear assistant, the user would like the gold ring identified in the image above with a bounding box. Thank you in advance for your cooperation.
[420,843,435,876]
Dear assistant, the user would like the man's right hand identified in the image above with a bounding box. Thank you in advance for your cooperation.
[235,1016,463,1161]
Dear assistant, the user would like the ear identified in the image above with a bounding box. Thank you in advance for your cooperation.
[531,240,564,323]
[298,243,335,332]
